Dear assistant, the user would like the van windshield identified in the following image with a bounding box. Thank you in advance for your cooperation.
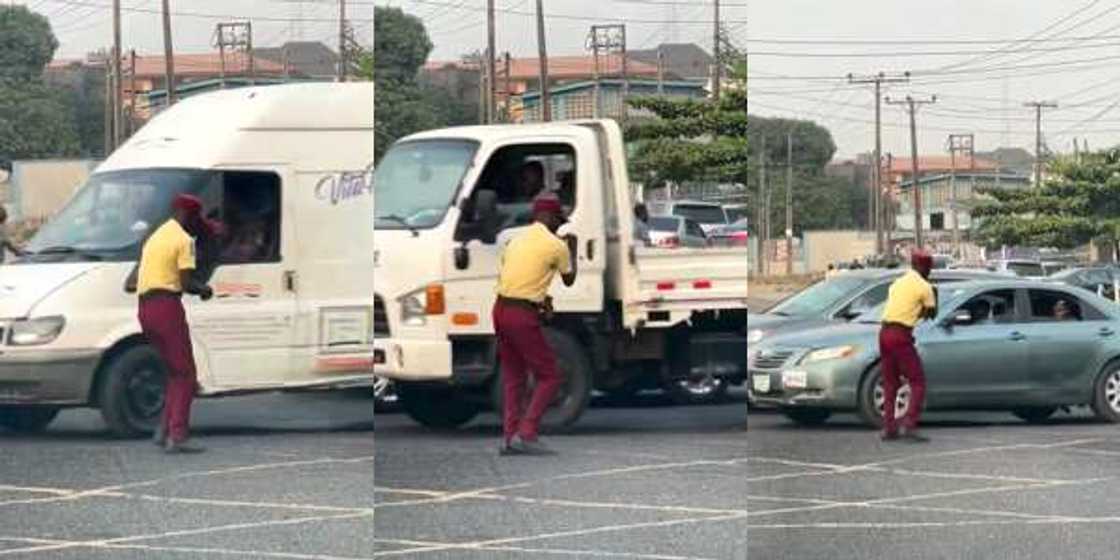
[374,139,478,230]
[22,168,217,262]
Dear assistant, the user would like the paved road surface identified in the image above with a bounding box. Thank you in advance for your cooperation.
[374,393,750,559]
[0,391,374,558]
[747,408,1120,559]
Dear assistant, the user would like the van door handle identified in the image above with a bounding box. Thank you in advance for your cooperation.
[283,270,297,293]
[586,239,595,261]
[1008,331,1026,341]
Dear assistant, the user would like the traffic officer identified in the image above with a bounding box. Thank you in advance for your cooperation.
[137,194,214,454]
[878,249,936,443]
[493,192,577,456]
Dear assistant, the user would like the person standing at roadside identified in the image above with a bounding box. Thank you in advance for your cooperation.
[493,192,577,456]
[136,194,214,454]
[878,250,936,443]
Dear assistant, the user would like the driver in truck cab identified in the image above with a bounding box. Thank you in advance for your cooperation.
[494,193,577,456]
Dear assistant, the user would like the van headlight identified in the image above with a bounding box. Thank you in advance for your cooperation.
[800,345,858,364]
[748,329,766,343]
[8,316,66,346]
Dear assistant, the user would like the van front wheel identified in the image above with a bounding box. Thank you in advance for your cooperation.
[98,345,166,438]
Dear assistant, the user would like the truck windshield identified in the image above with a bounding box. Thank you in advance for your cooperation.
[374,139,478,230]
[768,276,870,317]
[22,168,216,262]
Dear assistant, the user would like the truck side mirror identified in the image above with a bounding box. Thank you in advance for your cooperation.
[454,243,470,270]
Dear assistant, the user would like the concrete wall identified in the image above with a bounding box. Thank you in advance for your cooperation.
[6,160,100,222]
[803,230,877,272]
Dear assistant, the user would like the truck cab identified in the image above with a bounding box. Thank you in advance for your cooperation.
[373,120,748,429]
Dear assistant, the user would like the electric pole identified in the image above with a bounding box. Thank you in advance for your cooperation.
[657,47,665,95]
[487,0,496,124]
[757,135,767,275]
[712,0,720,100]
[884,152,894,249]
[786,132,794,276]
[1024,100,1057,187]
[536,0,551,121]
[112,0,122,149]
[504,51,512,122]
[338,0,347,82]
[848,71,910,256]
[947,133,974,258]
[887,94,937,250]
[161,0,176,106]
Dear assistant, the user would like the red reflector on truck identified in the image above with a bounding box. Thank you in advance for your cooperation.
[693,280,712,289]
[656,282,675,291]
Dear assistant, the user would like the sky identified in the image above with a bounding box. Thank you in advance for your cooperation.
[746,0,1120,162]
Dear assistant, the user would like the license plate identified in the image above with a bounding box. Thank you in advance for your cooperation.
[753,374,771,393]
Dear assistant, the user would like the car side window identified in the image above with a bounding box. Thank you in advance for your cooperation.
[954,289,1017,327]
[1027,289,1103,322]
[842,283,890,319]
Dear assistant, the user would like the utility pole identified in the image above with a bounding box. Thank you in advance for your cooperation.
[338,0,347,82]
[535,0,551,121]
[112,0,123,149]
[887,94,937,249]
[103,58,112,155]
[161,0,176,106]
[786,132,794,276]
[620,25,628,121]
[947,133,974,258]
[504,52,512,122]
[757,135,767,275]
[128,49,137,135]
[848,72,910,256]
[1024,101,1057,187]
[657,47,665,95]
[712,0,720,100]
[884,152,894,249]
[487,0,496,124]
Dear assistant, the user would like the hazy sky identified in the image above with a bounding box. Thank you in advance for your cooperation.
[747,0,1120,161]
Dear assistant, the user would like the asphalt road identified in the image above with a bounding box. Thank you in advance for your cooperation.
[0,390,375,559]
[747,408,1120,560]
[374,391,751,559]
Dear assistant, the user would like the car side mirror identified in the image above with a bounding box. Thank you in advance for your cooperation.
[945,309,971,328]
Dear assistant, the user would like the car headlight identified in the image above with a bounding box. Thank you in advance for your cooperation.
[7,316,66,346]
[399,293,427,327]
[800,345,858,364]
[748,329,765,343]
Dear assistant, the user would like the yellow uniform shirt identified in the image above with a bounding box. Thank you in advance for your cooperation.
[496,223,572,303]
[881,270,936,328]
[137,219,196,295]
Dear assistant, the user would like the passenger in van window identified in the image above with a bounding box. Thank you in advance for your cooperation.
[223,220,267,263]
[518,161,545,200]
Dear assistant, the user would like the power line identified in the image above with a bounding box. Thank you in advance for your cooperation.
[391,0,747,24]
[42,0,374,22]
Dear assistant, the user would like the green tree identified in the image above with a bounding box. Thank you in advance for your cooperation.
[0,81,80,159]
[973,149,1120,253]
[0,6,58,82]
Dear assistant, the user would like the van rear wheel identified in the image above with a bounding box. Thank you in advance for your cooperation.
[98,345,166,438]
[398,383,480,430]
[0,406,60,433]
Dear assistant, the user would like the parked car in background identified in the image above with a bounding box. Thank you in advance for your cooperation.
[708,218,748,247]
[723,204,748,223]
[647,200,729,234]
[987,259,1046,277]
[647,216,709,248]
[749,280,1120,427]
[1049,266,1120,301]
[1042,261,1073,275]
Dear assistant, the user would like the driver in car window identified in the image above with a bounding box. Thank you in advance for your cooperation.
[1054,300,1075,321]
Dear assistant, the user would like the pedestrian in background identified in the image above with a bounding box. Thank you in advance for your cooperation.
[633,203,652,246]
[878,249,936,443]
[136,194,214,454]
[0,206,25,264]
[493,193,577,456]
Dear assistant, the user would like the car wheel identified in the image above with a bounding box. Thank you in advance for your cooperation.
[1011,407,1057,424]
[491,328,592,432]
[666,374,729,406]
[0,406,60,433]
[1090,363,1120,423]
[98,345,166,438]
[857,366,911,429]
[398,383,480,430]
[782,407,832,426]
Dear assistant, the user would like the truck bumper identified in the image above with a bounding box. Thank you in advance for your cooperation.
[0,349,101,405]
[372,337,453,381]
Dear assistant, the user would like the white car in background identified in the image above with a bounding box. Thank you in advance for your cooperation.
[647,200,729,235]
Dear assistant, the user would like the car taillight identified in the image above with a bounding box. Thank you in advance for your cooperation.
[658,236,680,248]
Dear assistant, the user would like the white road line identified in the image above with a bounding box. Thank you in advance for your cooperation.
[97,542,374,559]
[0,485,77,496]
[130,493,374,514]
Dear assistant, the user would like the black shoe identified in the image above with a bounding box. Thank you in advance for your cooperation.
[899,428,929,443]
[164,440,206,454]
[515,438,557,456]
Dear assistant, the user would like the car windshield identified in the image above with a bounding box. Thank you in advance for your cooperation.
[21,168,217,262]
[1008,262,1044,277]
[769,276,871,317]
[854,286,970,323]
[673,204,727,225]
[649,216,680,231]
[373,139,478,230]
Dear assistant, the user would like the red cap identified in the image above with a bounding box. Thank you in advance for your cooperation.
[171,194,203,215]
[911,249,933,273]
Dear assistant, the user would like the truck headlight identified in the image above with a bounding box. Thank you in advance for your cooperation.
[399,293,427,327]
[800,345,858,364]
[8,316,66,346]
[748,329,766,343]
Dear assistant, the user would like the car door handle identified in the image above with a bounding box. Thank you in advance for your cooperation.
[1008,331,1026,341]
[1099,327,1115,337]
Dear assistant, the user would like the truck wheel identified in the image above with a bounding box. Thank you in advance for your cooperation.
[666,375,729,406]
[782,407,832,426]
[1090,362,1120,423]
[98,345,166,438]
[397,383,480,429]
[491,328,592,432]
[0,406,60,433]
[856,366,911,429]
[1011,407,1057,424]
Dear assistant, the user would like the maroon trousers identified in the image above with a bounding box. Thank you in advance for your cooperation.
[879,324,927,434]
[138,294,197,444]
[492,299,562,442]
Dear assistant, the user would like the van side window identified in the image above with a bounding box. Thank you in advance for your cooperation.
[219,171,282,264]
[458,143,577,242]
